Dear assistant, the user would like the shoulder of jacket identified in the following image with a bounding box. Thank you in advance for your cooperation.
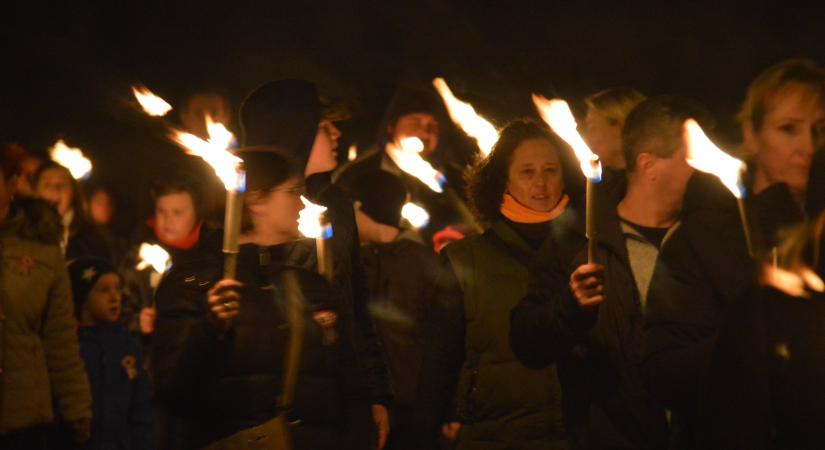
[15,197,62,245]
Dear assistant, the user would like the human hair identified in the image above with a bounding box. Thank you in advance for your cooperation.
[32,161,89,233]
[738,59,825,131]
[585,87,647,127]
[775,212,825,275]
[0,143,25,181]
[622,96,713,172]
[465,119,581,224]
[237,147,303,233]
[150,175,204,219]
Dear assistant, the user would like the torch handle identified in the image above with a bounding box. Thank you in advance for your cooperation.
[223,252,238,280]
[736,198,754,258]
[586,179,596,264]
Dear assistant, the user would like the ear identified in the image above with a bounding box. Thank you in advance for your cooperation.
[742,120,759,156]
[244,191,266,214]
[635,153,658,180]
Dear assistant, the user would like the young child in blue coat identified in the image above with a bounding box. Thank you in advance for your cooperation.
[68,257,153,450]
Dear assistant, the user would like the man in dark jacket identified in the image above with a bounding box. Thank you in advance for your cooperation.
[240,79,392,448]
[510,97,707,449]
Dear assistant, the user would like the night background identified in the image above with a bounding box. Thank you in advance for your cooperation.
[4,1,825,233]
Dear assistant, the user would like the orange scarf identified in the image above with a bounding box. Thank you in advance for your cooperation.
[147,217,203,251]
[500,194,568,224]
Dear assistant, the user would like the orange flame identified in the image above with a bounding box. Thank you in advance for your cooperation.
[532,95,602,181]
[433,78,498,156]
[132,85,172,117]
[683,119,746,199]
[298,196,332,238]
[49,139,92,180]
[401,202,430,229]
[170,115,242,191]
[761,264,825,298]
[386,137,445,192]
[136,243,171,273]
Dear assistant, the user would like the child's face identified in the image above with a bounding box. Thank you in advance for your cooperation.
[84,273,122,324]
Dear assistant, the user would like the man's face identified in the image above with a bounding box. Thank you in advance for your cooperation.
[154,192,198,243]
[389,113,440,158]
[650,143,694,201]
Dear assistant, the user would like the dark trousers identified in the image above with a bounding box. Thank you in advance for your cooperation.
[0,425,51,450]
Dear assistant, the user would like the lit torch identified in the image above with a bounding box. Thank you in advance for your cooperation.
[682,119,753,256]
[49,139,92,180]
[387,137,482,233]
[136,243,171,292]
[533,95,602,263]
[132,85,173,117]
[433,78,498,157]
[299,196,334,281]
[169,115,245,279]
[401,202,430,229]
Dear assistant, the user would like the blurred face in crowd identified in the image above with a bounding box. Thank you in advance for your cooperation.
[89,189,115,226]
[154,191,198,243]
[35,166,74,216]
[506,138,565,212]
[585,106,625,169]
[389,112,440,158]
[16,156,41,197]
[745,84,825,197]
[306,120,341,176]
[180,93,231,140]
[247,177,305,241]
[638,142,694,201]
[83,273,122,325]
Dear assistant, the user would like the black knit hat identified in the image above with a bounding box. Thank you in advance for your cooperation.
[67,257,117,319]
[350,170,408,227]
[383,87,447,128]
[239,79,321,168]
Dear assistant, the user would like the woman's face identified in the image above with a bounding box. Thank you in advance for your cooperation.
[35,167,74,215]
[249,177,305,238]
[584,106,624,169]
[746,84,825,196]
[506,138,565,212]
[306,120,341,176]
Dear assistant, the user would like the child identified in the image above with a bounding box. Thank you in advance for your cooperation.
[68,257,153,450]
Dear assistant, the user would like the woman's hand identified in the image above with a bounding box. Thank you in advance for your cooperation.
[206,279,243,332]
[569,263,606,310]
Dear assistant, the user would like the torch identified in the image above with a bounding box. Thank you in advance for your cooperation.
[132,85,173,117]
[401,202,431,229]
[682,119,753,257]
[298,196,334,281]
[170,116,245,279]
[432,77,499,157]
[50,139,93,180]
[386,137,483,234]
[135,242,171,306]
[533,95,603,263]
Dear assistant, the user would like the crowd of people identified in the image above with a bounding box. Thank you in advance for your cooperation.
[1,57,825,450]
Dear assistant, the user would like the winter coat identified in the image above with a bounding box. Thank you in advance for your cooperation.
[509,188,669,450]
[360,230,437,407]
[77,323,152,450]
[151,239,370,450]
[0,198,92,433]
[698,286,825,450]
[641,173,804,447]
[309,172,392,406]
[418,219,567,450]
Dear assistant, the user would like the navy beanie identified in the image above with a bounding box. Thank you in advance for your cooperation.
[350,170,408,227]
[67,257,116,319]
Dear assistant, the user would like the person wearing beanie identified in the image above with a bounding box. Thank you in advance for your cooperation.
[151,148,371,450]
[68,257,152,450]
[351,170,438,450]
[240,79,393,448]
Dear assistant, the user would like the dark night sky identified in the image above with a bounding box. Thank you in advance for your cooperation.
[3,1,825,229]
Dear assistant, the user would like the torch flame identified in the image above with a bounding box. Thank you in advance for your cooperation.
[348,144,358,161]
[401,202,430,229]
[433,78,498,156]
[136,243,171,273]
[761,264,825,298]
[386,137,446,193]
[49,139,92,180]
[532,95,602,181]
[170,115,243,191]
[683,119,746,199]
[299,196,333,239]
[132,85,173,117]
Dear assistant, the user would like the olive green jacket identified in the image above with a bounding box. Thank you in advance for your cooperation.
[0,200,91,433]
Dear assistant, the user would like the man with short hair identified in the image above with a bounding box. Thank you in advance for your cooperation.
[510,97,709,449]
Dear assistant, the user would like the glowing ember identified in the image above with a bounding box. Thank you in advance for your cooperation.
[683,119,746,199]
[433,78,498,156]
[132,85,173,117]
[49,139,92,180]
[532,95,602,181]
[136,243,171,273]
[386,137,445,193]
[170,115,243,191]
[299,196,333,239]
[348,144,358,161]
[401,202,430,229]
[761,264,825,298]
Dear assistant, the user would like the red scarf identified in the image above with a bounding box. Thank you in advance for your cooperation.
[146,217,203,250]
[500,194,568,224]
